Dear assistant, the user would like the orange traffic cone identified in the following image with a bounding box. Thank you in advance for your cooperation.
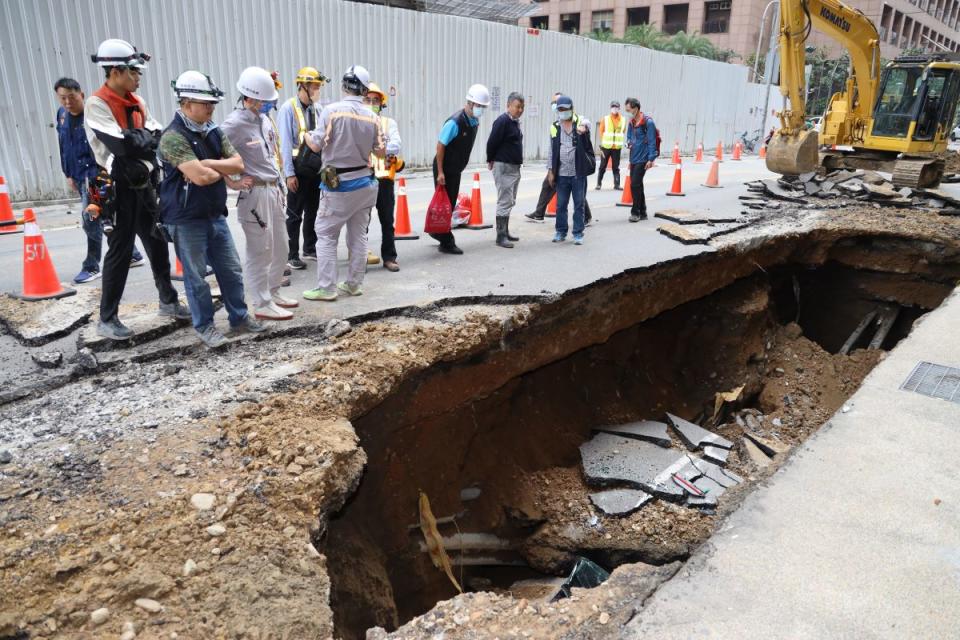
[695,144,704,163]
[703,160,722,188]
[0,176,22,235]
[666,162,685,196]
[759,144,767,159]
[393,178,419,240]
[831,144,838,150]
[171,257,185,281]
[670,142,681,165]
[715,141,724,162]
[466,173,492,230]
[14,208,75,301]
[616,175,633,207]
[606,155,613,169]
[732,141,742,161]
[546,192,557,218]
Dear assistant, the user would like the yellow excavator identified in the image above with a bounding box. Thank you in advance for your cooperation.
[766,0,960,186]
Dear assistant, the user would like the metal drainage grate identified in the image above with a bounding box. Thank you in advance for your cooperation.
[900,362,960,404]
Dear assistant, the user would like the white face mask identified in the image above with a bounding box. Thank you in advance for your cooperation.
[472,105,485,118]
[611,107,620,115]
[558,110,573,121]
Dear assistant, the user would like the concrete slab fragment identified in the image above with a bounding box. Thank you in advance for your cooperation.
[743,432,790,457]
[589,488,653,517]
[702,445,730,466]
[657,223,708,245]
[654,209,741,225]
[693,474,727,499]
[579,433,687,500]
[78,304,192,352]
[666,413,734,451]
[687,455,743,488]
[743,437,773,467]
[0,288,98,346]
[594,420,671,447]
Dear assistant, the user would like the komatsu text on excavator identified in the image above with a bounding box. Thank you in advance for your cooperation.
[766,0,960,186]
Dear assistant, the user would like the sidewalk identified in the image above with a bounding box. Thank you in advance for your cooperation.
[625,289,960,638]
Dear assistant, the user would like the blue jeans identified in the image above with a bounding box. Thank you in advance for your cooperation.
[77,180,143,273]
[164,217,248,332]
[555,174,587,237]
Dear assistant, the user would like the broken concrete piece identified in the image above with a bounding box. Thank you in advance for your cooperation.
[742,437,772,467]
[653,209,741,225]
[687,456,743,488]
[31,351,63,369]
[666,413,733,451]
[0,288,98,346]
[743,431,790,457]
[589,488,653,517]
[702,445,730,466]
[579,433,687,500]
[804,182,821,195]
[78,305,187,351]
[799,172,816,183]
[862,182,902,198]
[593,420,671,447]
[657,223,708,245]
[686,493,718,509]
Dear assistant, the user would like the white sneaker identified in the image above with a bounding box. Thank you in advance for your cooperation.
[271,291,299,308]
[254,302,293,321]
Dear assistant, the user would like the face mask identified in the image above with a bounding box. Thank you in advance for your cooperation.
[179,110,217,137]
[472,106,485,118]
[558,110,573,121]
[611,108,620,115]
[259,101,274,114]
[369,104,381,114]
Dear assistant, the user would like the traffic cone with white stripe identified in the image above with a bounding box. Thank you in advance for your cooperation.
[393,178,419,240]
[715,141,724,162]
[670,142,681,165]
[14,208,75,301]
[0,176,22,235]
[703,160,723,188]
[466,173,492,230]
[666,160,685,196]
[694,143,704,163]
[616,175,633,207]
[732,141,743,161]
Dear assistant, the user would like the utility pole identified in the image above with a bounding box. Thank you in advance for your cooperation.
[761,3,781,137]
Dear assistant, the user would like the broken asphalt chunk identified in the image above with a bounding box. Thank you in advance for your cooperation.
[743,431,790,457]
[687,456,743,488]
[666,413,733,451]
[589,488,653,517]
[594,420,671,447]
[702,445,730,466]
[742,437,773,467]
[579,433,687,501]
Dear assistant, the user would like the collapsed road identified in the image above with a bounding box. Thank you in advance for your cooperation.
[2,180,960,638]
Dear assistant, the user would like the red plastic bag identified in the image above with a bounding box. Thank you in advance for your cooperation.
[424,185,452,234]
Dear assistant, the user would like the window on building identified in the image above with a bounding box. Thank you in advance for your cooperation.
[627,7,650,26]
[703,0,731,34]
[592,10,614,32]
[663,3,689,34]
[530,15,548,30]
[560,12,580,33]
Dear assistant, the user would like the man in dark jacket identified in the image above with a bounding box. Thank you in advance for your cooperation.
[486,91,524,248]
[624,97,659,222]
[432,83,490,255]
[546,95,595,245]
[54,77,144,284]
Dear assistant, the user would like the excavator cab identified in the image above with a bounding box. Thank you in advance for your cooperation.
[871,60,960,144]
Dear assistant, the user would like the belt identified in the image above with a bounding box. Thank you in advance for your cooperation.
[250,178,281,188]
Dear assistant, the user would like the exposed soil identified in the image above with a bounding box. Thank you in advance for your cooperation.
[1,205,959,640]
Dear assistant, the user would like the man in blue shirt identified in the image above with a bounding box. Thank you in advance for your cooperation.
[624,97,658,222]
[54,77,144,284]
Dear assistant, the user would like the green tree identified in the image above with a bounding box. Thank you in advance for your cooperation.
[621,24,666,50]
[662,30,717,58]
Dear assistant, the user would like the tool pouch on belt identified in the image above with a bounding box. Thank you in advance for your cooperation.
[294,142,324,175]
[319,165,340,190]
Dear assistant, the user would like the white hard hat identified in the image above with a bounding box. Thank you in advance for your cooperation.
[343,65,371,91]
[466,84,491,106]
[171,71,224,103]
[237,66,279,102]
[91,39,150,68]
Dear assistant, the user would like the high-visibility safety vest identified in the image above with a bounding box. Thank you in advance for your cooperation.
[290,98,313,158]
[370,116,404,180]
[601,114,626,149]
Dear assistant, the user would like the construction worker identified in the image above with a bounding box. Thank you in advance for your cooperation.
[278,66,328,270]
[364,82,403,272]
[54,77,145,284]
[624,97,659,222]
[526,92,593,224]
[158,71,266,347]
[432,84,490,255]
[596,100,626,190]
[301,66,384,301]
[546,95,596,245]
[221,67,297,322]
[486,91,525,248]
[84,39,190,340]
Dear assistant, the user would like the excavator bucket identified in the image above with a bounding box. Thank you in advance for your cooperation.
[765,129,820,175]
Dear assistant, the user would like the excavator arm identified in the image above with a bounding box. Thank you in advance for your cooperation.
[768,0,882,174]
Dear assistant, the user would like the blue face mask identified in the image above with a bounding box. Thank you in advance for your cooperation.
[558,110,573,121]
[259,101,275,114]
[473,106,485,118]
[179,111,218,137]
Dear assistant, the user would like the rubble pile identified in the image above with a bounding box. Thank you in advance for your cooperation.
[743,169,960,215]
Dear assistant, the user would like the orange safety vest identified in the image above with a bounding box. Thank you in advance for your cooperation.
[370,115,404,181]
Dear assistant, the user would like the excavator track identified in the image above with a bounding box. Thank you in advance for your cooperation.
[819,151,944,188]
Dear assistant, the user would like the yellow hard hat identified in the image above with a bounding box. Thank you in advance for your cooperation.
[295,66,327,85]
[367,82,388,107]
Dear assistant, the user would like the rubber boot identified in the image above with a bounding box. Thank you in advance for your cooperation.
[505,217,519,242]
[496,218,514,248]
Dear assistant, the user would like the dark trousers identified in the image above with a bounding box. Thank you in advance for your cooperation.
[374,178,397,262]
[597,147,622,187]
[430,161,460,248]
[285,174,321,259]
[100,184,178,322]
[532,175,592,221]
[630,163,648,217]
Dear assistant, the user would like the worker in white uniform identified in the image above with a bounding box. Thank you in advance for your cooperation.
[220,66,298,320]
[302,65,385,301]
